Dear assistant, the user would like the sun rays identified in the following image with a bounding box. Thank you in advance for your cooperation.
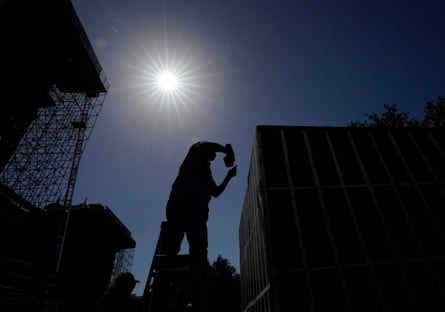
[117,29,220,128]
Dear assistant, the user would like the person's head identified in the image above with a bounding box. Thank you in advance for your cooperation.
[112,272,139,295]
[197,143,217,162]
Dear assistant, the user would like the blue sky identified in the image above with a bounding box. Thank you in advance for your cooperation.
[71,0,445,295]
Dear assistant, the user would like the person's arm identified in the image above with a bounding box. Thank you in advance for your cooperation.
[199,141,227,153]
[212,165,237,197]
[199,142,235,167]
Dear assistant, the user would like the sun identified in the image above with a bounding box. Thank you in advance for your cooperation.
[158,72,178,91]
[123,29,222,125]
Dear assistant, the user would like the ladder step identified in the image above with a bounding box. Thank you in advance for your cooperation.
[153,255,192,271]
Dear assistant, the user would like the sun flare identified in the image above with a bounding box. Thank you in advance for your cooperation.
[158,72,178,91]
[124,30,221,125]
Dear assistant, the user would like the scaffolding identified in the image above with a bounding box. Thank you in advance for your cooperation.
[111,248,136,282]
[0,85,106,209]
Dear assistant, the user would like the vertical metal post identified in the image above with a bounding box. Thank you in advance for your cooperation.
[55,96,89,273]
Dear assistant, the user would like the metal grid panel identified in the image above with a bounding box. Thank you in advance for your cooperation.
[240,137,272,312]
[240,126,445,312]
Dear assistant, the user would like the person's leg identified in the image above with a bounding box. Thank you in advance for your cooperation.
[186,222,208,266]
[160,219,184,255]
[186,222,208,312]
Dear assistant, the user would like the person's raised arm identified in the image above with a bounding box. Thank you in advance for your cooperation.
[199,142,226,153]
[212,165,237,198]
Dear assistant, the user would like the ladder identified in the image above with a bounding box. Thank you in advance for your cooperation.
[142,221,205,312]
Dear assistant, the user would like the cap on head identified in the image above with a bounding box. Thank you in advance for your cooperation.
[115,272,139,286]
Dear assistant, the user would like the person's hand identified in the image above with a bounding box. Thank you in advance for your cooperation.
[223,144,235,167]
[227,165,237,178]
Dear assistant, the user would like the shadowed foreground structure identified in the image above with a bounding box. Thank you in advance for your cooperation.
[0,0,138,311]
[0,188,136,311]
[240,125,445,311]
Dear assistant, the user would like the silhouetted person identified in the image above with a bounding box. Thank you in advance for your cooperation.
[162,141,237,266]
[158,141,236,312]
[97,272,140,312]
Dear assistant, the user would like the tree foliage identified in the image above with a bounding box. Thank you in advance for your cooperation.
[349,96,445,128]
[161,255,240,311]
[206,255,240,312]
[423,96,445,128]
[210,255,238,277]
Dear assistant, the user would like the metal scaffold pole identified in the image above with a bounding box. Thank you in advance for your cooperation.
[55,95,90,274]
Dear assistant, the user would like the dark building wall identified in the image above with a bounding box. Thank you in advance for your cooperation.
[43,204,136,303]
[239,126,445,312]
[0,186,48,310]
[239,137,273,311]
[0,192,135,310]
